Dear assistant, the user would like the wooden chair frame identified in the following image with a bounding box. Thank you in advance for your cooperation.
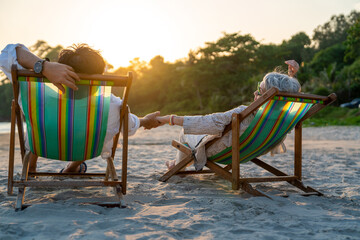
[160,87,337,198]
[8,65,133,210]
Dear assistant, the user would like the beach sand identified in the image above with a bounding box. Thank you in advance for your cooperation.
[0,126,360,239]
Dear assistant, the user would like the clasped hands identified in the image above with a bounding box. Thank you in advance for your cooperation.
[140,112,173,130]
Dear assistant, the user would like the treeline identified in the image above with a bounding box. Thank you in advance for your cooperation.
[114,10,360,115]
[0,11,359,120]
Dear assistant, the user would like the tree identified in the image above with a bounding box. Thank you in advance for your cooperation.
[312,11,360,51]
[29,40,63,61]
[308,43,346,74]
[344,16,360,62]
[0,83,13,121]
[280,32,311,63]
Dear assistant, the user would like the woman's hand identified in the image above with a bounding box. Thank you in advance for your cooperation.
[285,60,299,77]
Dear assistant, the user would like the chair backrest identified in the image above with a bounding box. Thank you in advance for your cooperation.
[11,65,132,161]
[208,96,325,165]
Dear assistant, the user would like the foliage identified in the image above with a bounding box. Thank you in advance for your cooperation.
[279,32,311,63]
[344,16,360,62]
[30,40,63,62]
[307,43,346,74]
[312,10,360,51]
[0,83,13,121]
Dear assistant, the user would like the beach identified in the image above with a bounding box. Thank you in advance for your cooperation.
[0,125,360,239]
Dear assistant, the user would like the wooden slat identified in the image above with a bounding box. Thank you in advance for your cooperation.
[172,140,192,155]
[276,91,329,101]
[231,114,240,190]
[239,176,297,183]
[13,180,122,188]
[205,161,232,182]
[294,124,302,179]
[28,172,106,177]
[8,101,16,195]
[176,170,213,175]
[121,106,129,195]
[251,158,287,176]
[17,69,132,86]
[15,152,31,210]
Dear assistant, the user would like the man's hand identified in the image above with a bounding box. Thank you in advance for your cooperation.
[42,62,80,93]
[285,60,299,77]
[140,111,164,130]
[16,45,80,93]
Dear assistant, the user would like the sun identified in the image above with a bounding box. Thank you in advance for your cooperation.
[83,2,181,70]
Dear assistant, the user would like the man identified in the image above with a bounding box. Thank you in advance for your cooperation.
[0,43,161,173]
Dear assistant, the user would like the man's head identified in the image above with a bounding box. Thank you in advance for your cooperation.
[58,44,105,74]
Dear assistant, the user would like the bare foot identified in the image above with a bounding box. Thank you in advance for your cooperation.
[61,162,87,173]
[166,160,176,170]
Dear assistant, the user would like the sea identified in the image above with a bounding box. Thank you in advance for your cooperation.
[0,122,11,134]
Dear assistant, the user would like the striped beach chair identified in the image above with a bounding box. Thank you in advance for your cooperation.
[160,88,336,198]
[8,65,132,210]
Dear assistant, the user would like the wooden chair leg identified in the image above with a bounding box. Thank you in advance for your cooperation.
[106,157,123,205]
[231,114,240,190]
[8,101,16,195]
[15,151,31,211]
[105,165,110,181]
[294,123,302,180]
[121,107,129,195]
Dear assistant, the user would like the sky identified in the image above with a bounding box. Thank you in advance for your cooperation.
[1,0,360,69]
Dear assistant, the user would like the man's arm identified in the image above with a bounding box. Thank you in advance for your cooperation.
[16,46,80,92]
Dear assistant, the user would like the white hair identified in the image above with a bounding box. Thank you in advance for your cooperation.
[262,72,301,93]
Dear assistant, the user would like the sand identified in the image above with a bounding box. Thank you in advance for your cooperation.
[0,125,360,239]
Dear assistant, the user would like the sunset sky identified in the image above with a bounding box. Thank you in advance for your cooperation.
[1,0,360,69]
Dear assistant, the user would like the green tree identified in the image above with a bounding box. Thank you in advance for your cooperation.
[312,11,360,51]
[280,32,311,63]
[308,43,346,74]
[29,40,63,61]
[0,83,13,121]
[344,16,360,62]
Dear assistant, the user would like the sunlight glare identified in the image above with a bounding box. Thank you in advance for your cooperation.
[85,2,179,69]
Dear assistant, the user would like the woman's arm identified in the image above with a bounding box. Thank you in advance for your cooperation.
[157,115,184,126]
[157,105,247,135]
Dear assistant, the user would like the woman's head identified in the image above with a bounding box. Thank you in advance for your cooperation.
[262,72,301,92]
[58,44,105,74]
[254,72,301,101]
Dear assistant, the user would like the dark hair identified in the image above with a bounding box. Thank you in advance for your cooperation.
[58,44,105,74]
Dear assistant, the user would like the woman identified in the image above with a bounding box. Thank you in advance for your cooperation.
[157,60,300,170]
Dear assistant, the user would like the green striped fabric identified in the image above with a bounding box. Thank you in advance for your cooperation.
[208,99,313,165]
[19,76,111,161]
